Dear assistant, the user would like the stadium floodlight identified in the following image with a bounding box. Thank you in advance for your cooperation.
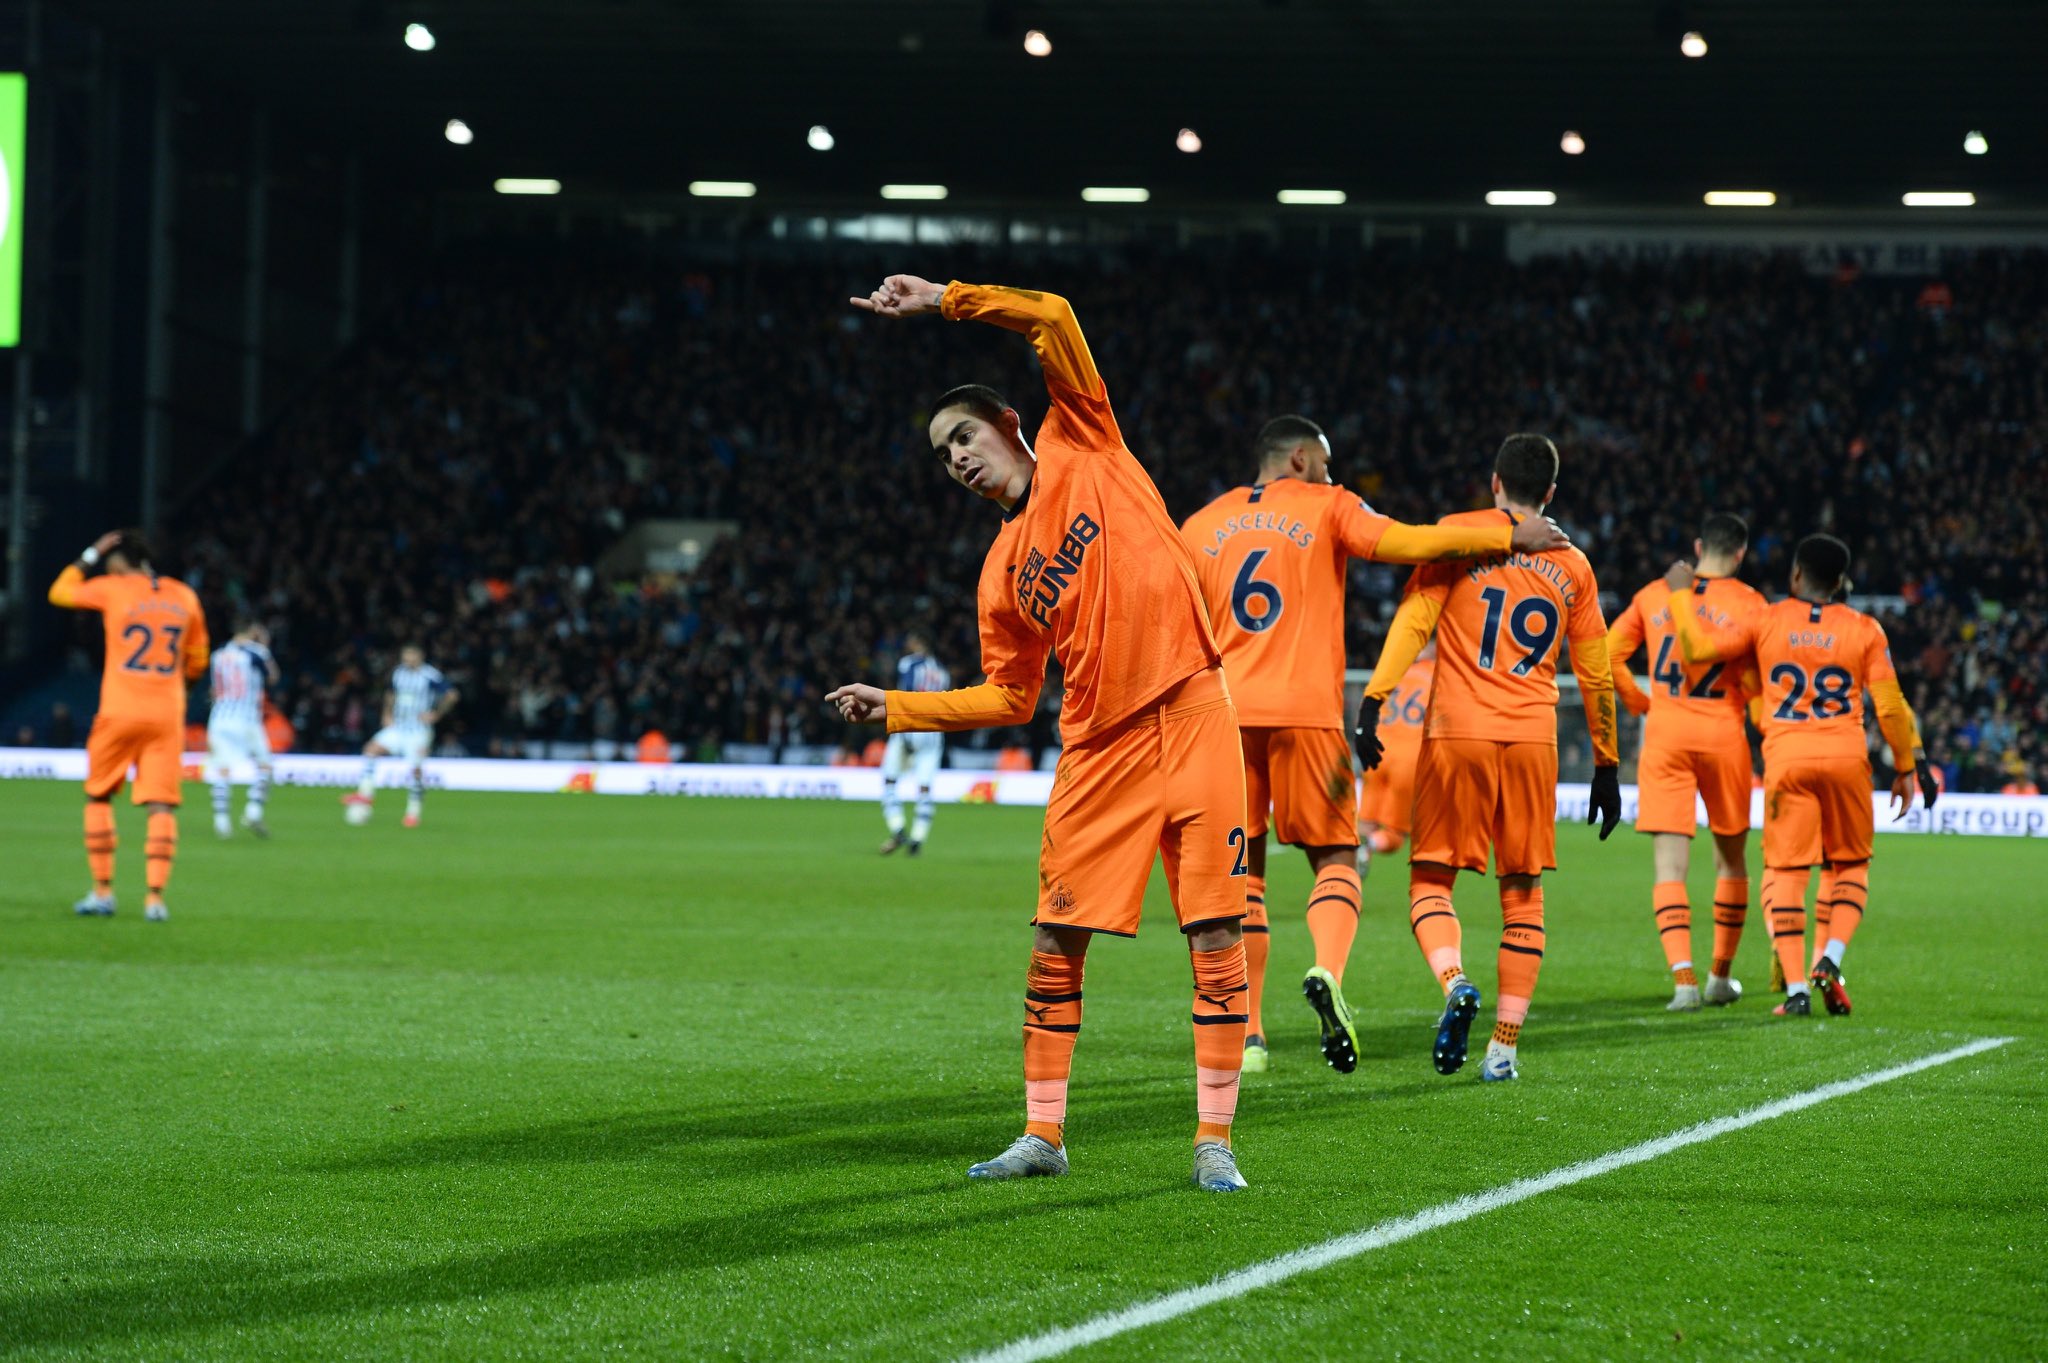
[689,180,757,198]
[1560,129,1586,156]
[1680,30,1707,57]
[1703,190,1775,207]
[880,183,948,200]
[1486,190,1556,206]
[1277,189,1347,205]
[1176,128,1202,154]
[806,125,835,152]
[1902,191,1975,207]
[493,178,561,195]
[444,119,473,146]
[1081,187,1150,203]
[404,22,436,51]
[1023,29,1052,57]
[1963,130,1988,156]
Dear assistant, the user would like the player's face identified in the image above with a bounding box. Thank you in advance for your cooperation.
[930,405,1029,504]
[401,647,425,669]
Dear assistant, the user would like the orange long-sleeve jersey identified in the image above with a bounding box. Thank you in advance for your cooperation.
[885,283,1220,746]
[1365,510,1618,766]
[1672,592,1918,770]
[1608,574,1766,754]
[1180,479,1511,729]
[49,564,210,725]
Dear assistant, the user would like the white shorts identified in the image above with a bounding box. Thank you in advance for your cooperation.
[207,717,272,773]
[882,731,942,786]
[370,725,432,764]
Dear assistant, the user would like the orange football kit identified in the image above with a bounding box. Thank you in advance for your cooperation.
[1675,594,1919,1006]
[1181,479,1511,1058]
[1357,655,1436,847]
[882,282,1249,1155]
[49,563,210,910]
[1608,574,1766,982]
[1364,512,1618,1070]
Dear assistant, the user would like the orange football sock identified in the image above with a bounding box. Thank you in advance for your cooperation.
[1022,950,1083,1148]
[1815,861,1868,968]
[1242,874,1269,1036]
[1710,875,1749,977]
[144,811,178,901]
[1305,863,1362,985]
[1408,865,1463,990]
[1495,884,1545,1044]
[1190,942,1248,1145]
[84,802,116,896]
[1653,879,1693,979]
[1764,866,1813,991]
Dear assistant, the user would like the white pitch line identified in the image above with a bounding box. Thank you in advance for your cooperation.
[959,1034,2015,1363]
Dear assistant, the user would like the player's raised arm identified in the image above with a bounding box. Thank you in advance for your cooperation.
[941,282,1104,402]
[47,532,123,609]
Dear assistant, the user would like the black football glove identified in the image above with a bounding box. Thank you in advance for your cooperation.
[1352,695,1385,772]
[1589,765,1622,840]
[1915,762,1940,811]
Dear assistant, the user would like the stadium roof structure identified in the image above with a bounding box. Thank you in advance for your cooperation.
[55,0,2048,212]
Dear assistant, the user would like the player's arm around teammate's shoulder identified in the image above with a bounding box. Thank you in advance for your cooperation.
[46,531,123,609]
[1664,558,1760,664]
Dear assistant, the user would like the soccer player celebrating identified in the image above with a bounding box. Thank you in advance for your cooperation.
[877,633,950,856]
[207,620,280,839]
[828,274,1252,1192]
[1356,643,1436,877]
[342,645,457,828]
[1667,534,1936,1016]
[1354,435,1622,1081]
[47,529,210,921]
[1180,416,1566,1074]
[1606,513,1767,1011]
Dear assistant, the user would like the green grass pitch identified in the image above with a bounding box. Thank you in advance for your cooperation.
[0,782,2041,1361]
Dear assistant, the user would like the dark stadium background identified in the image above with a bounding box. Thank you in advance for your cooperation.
[0,0,2041,793]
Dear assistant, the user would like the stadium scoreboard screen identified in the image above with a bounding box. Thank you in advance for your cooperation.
[0,73,22,347]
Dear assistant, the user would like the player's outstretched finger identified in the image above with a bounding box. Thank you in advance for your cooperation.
[849,296,876,311]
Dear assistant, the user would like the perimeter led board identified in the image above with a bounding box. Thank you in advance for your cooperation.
[0,74,23,347]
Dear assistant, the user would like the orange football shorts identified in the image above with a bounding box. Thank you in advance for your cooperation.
[1241,725,1358,849]
[1635,742,1754,837]
[1034,667,1249,938]
[84,711,186,806]
[1356,747,1421,839]
[1763,756,1874,867]
[1409,737,1558,877]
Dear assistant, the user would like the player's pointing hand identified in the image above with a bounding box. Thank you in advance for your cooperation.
[1509,516,1571,554]
[849,274,946,319]
[826,683,888,724]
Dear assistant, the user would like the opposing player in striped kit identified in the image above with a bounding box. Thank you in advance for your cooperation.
[342,645,458,828]
[879,634,950,856]
[207,621,280,839]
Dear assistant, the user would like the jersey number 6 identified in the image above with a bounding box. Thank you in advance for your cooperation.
[1230,550,1284,633]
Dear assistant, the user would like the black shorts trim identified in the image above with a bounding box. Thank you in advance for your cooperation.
[1180,914,1247,935]
[1030,920,1138,939]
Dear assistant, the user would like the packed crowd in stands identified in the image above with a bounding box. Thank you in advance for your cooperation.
[87,241,2044,792]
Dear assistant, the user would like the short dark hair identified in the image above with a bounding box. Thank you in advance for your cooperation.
[109,528,153,568]
[1255,414,1325,472]
[1699,512,1749,557]
[1794,534,1851,593]
[930,384,1011,426]
[1495,434,1559,505]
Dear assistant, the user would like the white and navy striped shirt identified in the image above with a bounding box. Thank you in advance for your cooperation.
[896,652,951,694]
[209,641,274,727]
[390,663,451,729]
